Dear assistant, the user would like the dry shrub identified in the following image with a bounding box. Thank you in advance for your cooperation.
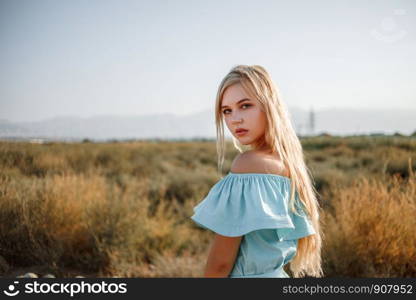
[107,249,208,278]
[0,169,192,276]
[3,138,413,277]
[0,171,110,271]
[33,153,69,174]
[0,169,159,274]
[323,166,416,277]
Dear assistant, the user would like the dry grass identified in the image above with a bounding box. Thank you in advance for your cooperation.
[0,166,207,277]
[322,161,416,277]
[0,136,415,277]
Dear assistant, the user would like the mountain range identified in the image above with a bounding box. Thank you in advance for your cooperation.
[0,107,414,142]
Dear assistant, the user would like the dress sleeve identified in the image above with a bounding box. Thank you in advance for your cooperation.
[190,173,316,239]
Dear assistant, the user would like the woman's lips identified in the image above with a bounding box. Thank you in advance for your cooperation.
[236,129,248,136]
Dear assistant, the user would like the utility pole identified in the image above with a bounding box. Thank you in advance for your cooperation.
[309,106,315,136]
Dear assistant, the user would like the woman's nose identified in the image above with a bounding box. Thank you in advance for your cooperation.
[231,117,243,124]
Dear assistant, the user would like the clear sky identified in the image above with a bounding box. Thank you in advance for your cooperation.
[0,0,415,122]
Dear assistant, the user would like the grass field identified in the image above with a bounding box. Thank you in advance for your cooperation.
[0,135,415,277]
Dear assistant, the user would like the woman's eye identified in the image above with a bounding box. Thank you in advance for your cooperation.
[222,104,251,115]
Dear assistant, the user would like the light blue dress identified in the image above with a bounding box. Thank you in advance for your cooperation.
[190,172,316,278]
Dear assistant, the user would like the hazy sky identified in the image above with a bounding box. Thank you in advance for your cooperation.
[1,0,415,122]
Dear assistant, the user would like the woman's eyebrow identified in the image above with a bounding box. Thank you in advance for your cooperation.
[221,98,250,109]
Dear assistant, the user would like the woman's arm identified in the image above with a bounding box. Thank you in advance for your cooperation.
[204,234,242,277]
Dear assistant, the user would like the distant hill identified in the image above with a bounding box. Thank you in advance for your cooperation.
[0,107,414,142]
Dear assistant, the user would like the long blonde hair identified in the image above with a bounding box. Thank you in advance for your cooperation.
[214,64,324,278]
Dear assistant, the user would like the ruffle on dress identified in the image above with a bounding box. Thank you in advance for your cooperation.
[190,172,315,240]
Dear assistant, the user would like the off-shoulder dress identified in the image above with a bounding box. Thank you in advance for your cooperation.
[190,172,315,278]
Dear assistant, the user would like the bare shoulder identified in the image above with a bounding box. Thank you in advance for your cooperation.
[230,150,289,177]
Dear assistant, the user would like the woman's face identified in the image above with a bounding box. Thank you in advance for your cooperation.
[221,83,267,146]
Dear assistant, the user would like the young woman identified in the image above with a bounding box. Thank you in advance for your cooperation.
[191,65,323,278]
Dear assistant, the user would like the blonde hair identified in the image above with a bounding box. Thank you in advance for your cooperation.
[214,64,324,278]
